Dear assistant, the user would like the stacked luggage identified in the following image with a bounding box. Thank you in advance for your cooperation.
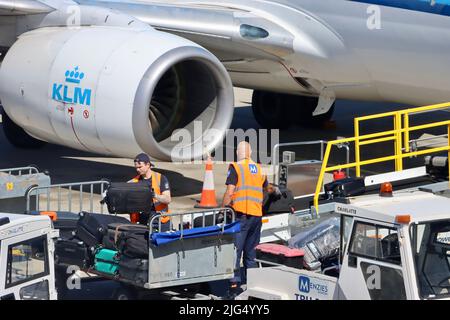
[94,249,120,276]
[53,211,153,286]
[49,182,168,287]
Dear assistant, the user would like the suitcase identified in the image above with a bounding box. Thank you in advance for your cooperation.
[262,187,295,214]
[55,238,94,269]
[105,223,149,258]
[103,223,148,250]
[53,212,80,240]
[104,182,154,214]
[76,212,131,247]
[192,211,233,228]
[118,256,149,286]
[94,249,120,275]
[324,177,365,198]
[425,155,449,180]
[256,243,305,269]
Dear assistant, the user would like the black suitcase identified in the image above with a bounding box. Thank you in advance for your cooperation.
[425,155,449,180]
[76,212,131,247]
[118,256,149,286]
[104,182,154,214]
[53,212,80,240]
[103,223,148,250]
[192,211,233,228]
[55,238,94,269]
[262,187,295,214]
[324,177,365,198]
[105,223,149,258]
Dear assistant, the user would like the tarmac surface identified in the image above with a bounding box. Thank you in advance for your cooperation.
[1,88,446,211]
[1,88,449,299]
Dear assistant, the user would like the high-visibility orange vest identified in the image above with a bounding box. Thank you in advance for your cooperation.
[230,159,266,217]
[130,172,170,224]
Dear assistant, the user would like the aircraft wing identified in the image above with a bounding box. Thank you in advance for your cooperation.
[0,0,54,15]
[76,0,296,63]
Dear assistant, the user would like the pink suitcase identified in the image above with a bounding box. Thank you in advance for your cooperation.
[256,243,305,269]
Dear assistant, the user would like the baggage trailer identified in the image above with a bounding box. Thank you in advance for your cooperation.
[0,212,59,300]
[0,166,51,213]
[239,102,450,300]
[47,207,238,300]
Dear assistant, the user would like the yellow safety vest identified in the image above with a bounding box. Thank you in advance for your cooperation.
[230,159,265,217]
[131,172,170,223]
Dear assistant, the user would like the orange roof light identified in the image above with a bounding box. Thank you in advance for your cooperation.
[380,182,393,197]
[396,215,411,224]
[40,211,58,221]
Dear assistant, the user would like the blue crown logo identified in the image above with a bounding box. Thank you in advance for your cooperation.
[65,67,85,84]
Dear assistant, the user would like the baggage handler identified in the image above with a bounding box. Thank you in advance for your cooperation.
[128,153,172,230]
[221,141,279,296]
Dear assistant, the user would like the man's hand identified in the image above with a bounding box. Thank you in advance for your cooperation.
[267,184,282,200]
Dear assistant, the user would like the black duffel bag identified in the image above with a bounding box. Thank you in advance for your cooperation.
[103,182,154,214]
[262,186,295,215]
[324,177,365,198]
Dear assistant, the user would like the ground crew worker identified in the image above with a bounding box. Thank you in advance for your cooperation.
[222,141,278,296]
[129,153,172,230]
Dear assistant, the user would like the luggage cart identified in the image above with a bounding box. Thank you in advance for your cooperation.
[146,208,237,289]
[0,166,51,213]
[83,208,238,299]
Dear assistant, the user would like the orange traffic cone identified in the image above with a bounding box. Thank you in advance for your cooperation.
[195,157,219,208]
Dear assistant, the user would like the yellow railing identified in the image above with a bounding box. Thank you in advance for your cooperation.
[313,102,450,211]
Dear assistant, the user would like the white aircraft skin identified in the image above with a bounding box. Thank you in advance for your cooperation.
[0,0,449,160]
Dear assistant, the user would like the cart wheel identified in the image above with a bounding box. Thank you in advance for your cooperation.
[55,266,69,300]
[112,284,138,300]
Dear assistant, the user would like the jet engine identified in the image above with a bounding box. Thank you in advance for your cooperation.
[0,26,234,161]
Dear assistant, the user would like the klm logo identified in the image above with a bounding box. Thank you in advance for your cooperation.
[52,67,91,106]
[249,164,258,174]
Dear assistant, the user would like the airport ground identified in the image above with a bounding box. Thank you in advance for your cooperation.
[1,88,448,299]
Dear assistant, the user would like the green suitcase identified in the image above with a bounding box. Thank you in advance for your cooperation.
[94,249,119,275]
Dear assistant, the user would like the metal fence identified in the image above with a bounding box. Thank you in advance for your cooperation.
[26,180,110,214]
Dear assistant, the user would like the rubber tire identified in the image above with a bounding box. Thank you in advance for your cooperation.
[1,107,47,149]
[251,90,291,129]
[112,284,138,300]
[54,266,69,300]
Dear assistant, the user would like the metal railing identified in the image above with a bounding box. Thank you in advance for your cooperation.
[149,208,235,237]
[313,102,450,212]
[0,166,40,176]
[26,180,110,214]
[272,140,350,175]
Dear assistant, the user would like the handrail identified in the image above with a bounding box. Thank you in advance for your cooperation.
[272,140,328,165]
[314,102,450,212]
[0,166,40,176]
[272,140,350,178]
[26,180,110,214]
[149,208,235,238]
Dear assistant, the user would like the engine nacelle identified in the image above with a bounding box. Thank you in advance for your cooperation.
[0,26,234,160]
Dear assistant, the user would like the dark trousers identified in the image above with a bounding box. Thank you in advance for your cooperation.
[232,213,262,285]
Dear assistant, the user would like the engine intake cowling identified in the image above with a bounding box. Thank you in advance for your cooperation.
[0,26,234,160]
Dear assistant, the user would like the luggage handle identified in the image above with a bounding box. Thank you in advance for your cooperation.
[114,224,133,245]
